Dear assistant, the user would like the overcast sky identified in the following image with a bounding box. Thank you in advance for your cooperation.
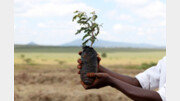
[14,0,166,46]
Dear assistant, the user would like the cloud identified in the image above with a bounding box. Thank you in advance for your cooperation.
[14,0,98,45]
[15,0,96,17]
[106,10,134,22]
[105,0,149,7]
[15,0,166,46]
[113,24,136,34]
[114,0,149,6]
[134,1,166,19]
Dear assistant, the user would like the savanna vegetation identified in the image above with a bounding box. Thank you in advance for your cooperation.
[14,45,165,101]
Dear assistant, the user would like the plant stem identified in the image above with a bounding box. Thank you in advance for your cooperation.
[91,31,94,47]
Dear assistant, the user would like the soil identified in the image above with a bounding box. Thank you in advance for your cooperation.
[80,46,98,85]
[15,64,143,101]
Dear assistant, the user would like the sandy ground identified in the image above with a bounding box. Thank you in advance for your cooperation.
[14,64,144,101]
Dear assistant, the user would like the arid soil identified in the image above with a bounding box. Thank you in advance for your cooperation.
[14,64,144,101]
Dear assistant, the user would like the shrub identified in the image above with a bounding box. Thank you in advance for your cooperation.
[58,61,65,65]
[55,59,65,65]
[139,62,157,69]
[20,54,25,59]
[101,52,107,58]
[24,58,35,65]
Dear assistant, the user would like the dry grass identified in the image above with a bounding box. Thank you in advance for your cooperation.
[15,64,144,101]
[14,49,165,101]
[14,51,165,66]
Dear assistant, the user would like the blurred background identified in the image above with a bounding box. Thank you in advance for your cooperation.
[14,0,166,101]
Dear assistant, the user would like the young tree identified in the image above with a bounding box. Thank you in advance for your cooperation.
[72,10,102,47]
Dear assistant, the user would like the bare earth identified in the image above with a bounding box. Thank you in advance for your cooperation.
[14,64,144,101]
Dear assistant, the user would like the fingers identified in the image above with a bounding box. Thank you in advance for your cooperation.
[87,73,106,78]
[79,51,82,55]
[97,56,101,62]
[92,78,99,85]
[77,65,82,69]
[77,59,82,64]
[86,73,102,77]
[87,73,95,77]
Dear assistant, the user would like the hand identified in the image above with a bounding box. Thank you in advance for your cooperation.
[77,51,107,89]
[77,51,102,74]
[82,73,111,89]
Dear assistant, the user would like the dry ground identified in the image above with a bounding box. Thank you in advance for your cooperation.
[15,64,144,101]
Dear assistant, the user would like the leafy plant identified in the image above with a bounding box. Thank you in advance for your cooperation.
[72,10,102,47]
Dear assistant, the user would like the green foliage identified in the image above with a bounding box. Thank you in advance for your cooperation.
[24,58,35,65]
[14,45,165,53]
[72,10,102,47]
[54,59,65,65]
[20,54,25,59]
[101,52,107,58]
[138,62,157,69]
[58,61,65,65]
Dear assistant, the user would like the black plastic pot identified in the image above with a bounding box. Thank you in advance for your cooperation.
[80,46,98,85]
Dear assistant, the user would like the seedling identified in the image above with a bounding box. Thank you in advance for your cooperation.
[72,10,102,47]
[73,10,103,85]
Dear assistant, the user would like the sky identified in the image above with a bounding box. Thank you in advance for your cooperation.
[14,0,166,46]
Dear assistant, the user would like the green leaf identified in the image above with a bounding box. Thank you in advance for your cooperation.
[95,26,100,36]
[84,29,90,33]
[72,15,78,21]
[82,33,90,40]
[73,10,102,47]
[82,39,89,46]
[75,29,81,35]
[74,10,79,13]
[80,17,87,21]
[92,15,97,21]
[91,11,95,15]
[85,17,91,23]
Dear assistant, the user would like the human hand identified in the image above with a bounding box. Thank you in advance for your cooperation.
[77,51,109,89]
[81,73,111,89]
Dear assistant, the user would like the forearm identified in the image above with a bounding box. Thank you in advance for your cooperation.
[99,65,141,87]
[108,76,162,101]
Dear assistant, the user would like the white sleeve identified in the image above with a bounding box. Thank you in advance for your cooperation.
[135,60,162,90]
[157,84,166,101]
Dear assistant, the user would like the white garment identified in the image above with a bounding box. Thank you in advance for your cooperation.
[135,56,166,101]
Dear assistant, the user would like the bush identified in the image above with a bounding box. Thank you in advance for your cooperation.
[24,58,35,65]
[58,61,65,65]
[101,52,107,58]
[139,62,157,69]
[55,59,65,65]
[20,54,25,59]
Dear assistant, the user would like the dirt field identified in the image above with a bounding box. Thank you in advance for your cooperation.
[14,46,165,101]
[15,64,144,101]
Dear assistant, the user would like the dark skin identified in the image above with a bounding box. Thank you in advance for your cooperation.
[77,51,162,101]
